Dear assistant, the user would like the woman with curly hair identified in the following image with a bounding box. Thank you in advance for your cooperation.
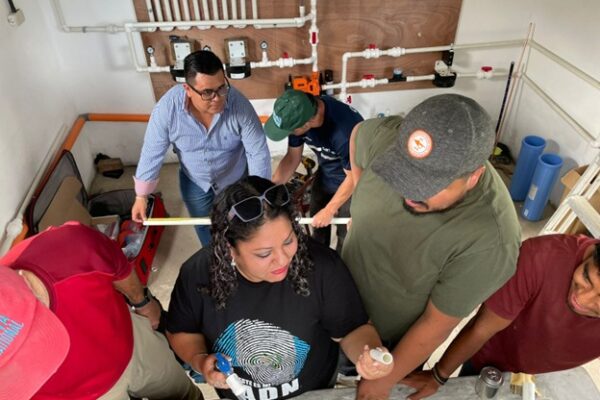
[167,176,392,399]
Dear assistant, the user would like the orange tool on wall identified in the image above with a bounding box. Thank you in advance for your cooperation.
[291,71,322,96]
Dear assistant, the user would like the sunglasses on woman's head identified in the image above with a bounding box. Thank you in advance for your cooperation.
[227,185,291,222]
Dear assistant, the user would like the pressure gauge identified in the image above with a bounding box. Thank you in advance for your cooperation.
[260,41,268,50]
[146,46,155,55]
[203,45,211,51]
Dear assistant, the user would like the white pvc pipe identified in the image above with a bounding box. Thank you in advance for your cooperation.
[145,0,155,22]
[239,0,247,28]
[51,0,124,32]
[230,0,237,19]
[322,70,507,93]
[201,0,210,20]
[530,40,600,90]
[406,75,436,82]
[124,15,311,31]
[192,0,201,20]
[182,0,191,20]
[172,0,182,21]
[160,0,174,30]
[309,0,318,71]
[211,0,219,20]
[522,73,597,144]
[252,0,267,28]
[199,0,210,29]
[251,56,314,69]
[252,0,258,19]
[153,0,163,22]
[126,28,170,72]
[162,0,173,21]
[217,0,229,28]
[222,0,229,19]
[338,40,525,99]
[143,217,352,226]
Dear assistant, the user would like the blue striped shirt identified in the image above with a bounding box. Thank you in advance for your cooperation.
[135,85,271,194]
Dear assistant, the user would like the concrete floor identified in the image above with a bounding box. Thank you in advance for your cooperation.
[90,161,600,397]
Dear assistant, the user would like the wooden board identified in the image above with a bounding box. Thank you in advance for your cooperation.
[132,0,462,101]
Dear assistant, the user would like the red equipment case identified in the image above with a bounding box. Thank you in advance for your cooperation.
[25,150,166,284]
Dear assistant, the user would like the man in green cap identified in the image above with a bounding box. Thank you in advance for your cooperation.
[265,90,363,252]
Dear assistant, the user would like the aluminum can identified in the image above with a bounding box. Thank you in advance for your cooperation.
[475,366,504,399]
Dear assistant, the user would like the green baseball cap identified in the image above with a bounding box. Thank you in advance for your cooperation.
[264,90,317,141]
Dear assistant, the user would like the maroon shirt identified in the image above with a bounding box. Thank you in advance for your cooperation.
[472,234,600,373]
[1,223,133,399]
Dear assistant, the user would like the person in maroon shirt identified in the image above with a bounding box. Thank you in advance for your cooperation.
[402,234,600,399]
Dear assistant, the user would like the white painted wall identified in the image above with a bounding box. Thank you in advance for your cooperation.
[1,0,598,251]
[0,0,77,250]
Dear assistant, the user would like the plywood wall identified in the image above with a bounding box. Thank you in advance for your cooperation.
[133,0,462,101]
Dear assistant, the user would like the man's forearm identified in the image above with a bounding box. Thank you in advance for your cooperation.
[323,173,354,214]
[272,153,301,184]
[113,270,145,304]
[391,322,454,380]
[389,303,461,381]
[436,306,512,378]
[435,320,491,378]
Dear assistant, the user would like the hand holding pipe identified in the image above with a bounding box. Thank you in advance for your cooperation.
[215,353,246,397]
[369,348,394,365]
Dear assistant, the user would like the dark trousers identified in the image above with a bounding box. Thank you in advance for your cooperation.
[309,172,351,254]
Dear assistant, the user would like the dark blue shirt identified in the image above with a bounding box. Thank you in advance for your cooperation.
[288,96,363,192]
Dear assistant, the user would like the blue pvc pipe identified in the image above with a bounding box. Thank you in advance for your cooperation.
[509,135,546,201]
[522,153,563,221]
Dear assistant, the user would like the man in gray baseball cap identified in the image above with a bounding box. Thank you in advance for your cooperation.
[342,94,521,399]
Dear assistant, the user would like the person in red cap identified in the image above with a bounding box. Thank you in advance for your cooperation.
[0,222,201,400]
[0,266,69,400]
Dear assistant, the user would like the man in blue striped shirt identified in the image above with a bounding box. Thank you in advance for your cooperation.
[132,51,271,246]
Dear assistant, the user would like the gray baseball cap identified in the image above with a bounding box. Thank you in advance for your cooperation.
[372,94,494,201]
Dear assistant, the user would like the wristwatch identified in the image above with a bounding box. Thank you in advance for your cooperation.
[126,287,153,309]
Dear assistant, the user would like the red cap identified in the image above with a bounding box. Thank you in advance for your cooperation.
[481,66,493,72]
[0,267,70,400]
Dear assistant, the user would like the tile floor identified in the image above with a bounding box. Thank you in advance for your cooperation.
[90,161,600,397]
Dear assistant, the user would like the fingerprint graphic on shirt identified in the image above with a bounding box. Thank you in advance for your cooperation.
[214,319,310,386]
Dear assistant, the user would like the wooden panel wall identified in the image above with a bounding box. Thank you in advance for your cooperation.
[132,0,462,101]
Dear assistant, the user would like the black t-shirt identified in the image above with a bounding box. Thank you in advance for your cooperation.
[168,239,368,399]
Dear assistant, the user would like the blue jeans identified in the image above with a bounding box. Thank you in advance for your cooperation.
[179,170,214,247]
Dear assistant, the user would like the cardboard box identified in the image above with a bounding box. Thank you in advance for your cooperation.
[39,176,119,238]
[97,158,123,173]
[559,165,600,235]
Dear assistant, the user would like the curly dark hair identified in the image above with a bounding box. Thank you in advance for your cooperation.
[206,176,313,309]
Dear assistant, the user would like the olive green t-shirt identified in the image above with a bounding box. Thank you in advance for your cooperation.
[342,117,521,344]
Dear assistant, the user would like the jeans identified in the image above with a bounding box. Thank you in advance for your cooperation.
[179,170,214,247]
[309,171,351,254]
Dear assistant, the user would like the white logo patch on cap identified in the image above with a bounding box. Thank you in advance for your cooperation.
[273,113,282,128]
[407,130,433,159]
